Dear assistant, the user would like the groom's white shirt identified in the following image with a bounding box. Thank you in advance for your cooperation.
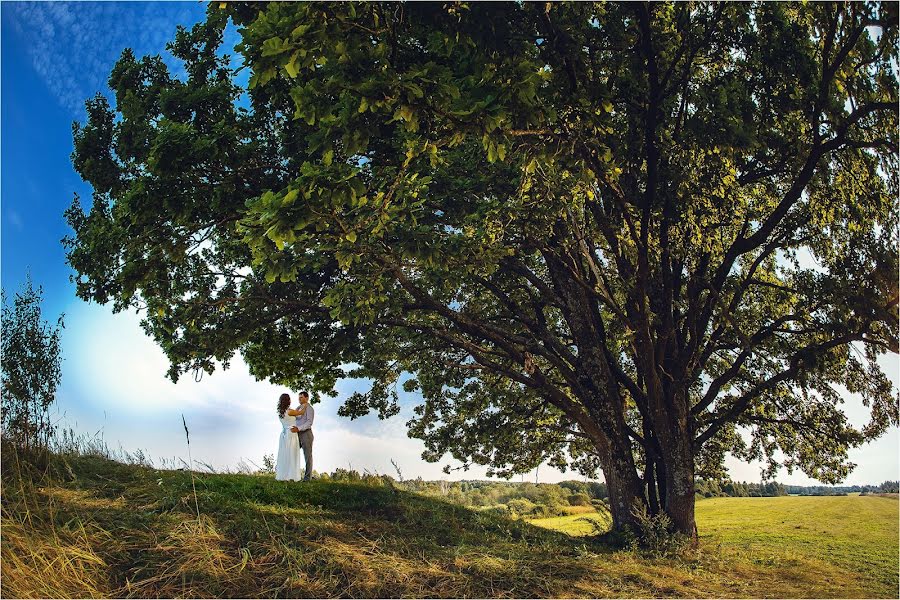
[296,404,314,432]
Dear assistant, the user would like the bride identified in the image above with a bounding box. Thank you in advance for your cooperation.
[275,393,305,481]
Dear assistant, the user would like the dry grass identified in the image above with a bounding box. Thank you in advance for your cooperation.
[2,450,898,598]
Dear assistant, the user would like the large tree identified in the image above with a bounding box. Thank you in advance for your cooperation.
[65,2,898,536]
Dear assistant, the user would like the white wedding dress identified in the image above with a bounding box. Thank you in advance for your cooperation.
[275,412,303,481]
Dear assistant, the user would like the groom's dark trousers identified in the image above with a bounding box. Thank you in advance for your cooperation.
[296,429,313,481]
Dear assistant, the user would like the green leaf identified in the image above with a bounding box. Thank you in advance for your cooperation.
[284,51,300,78]
[345,231,358,243]
[261,37,288,57]
[350,178,366,199]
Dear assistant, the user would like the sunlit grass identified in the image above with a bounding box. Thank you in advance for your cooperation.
[526,512,609,536]
[697,496,900,594]
[529,495,899,598]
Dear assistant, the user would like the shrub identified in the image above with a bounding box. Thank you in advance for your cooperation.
[482,505,508,518]
[260,454,275,475]
[568,492,592,506]
[627,503,692,557]
[506,498,537,518]
[590,498,609,510]
[330,467,362,481]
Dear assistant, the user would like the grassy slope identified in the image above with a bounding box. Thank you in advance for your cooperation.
[2,455,898,599]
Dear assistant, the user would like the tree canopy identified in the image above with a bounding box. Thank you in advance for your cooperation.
[65,1,898,535]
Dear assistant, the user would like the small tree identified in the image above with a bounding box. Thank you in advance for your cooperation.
[1,276,64,463]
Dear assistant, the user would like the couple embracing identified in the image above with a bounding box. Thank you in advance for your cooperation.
[275,391,315,481]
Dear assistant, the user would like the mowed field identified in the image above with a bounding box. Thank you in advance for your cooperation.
[529,495,900,598]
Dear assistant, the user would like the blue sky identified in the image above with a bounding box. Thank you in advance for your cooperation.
[2,2,898,485]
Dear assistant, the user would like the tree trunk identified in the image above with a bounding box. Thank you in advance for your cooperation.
[655,456,667,509]
[598,450,646,531]
[643,455,660,516]
[574,392,646,533]
[661,435,697,538]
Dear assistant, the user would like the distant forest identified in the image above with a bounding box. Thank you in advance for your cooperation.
[694,479,900,498]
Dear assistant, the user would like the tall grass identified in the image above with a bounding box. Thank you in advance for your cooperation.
[1,438,586,598]
[1,441,108,598]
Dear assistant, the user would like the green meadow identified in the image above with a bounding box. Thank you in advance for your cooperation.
[3,454,898,598]
[529,495,899,597]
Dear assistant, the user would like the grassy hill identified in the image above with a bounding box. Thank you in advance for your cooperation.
[2,454,898,598]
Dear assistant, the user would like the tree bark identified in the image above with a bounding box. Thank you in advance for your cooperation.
[596,439,646,531]
[660,429,697,537]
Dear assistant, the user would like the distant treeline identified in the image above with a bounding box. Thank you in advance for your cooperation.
[695,480,788,497]
[696,479,900,498]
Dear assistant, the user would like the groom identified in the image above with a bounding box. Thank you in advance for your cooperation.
[289,391,314,481]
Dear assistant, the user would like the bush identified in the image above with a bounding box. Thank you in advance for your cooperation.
[260,454,275,475]
[330,467,362,481]
[627,503,692,557]
[481,505,508,518]
[506,498,537,518]
[591,498,609,510]
[568,492,592,506]
[327,468,391,487]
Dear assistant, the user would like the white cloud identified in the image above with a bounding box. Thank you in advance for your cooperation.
[6,2,206,118]
[62,300,271,416]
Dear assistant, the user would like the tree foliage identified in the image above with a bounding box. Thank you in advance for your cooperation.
[1,276,65,461]
[65,2,898,534]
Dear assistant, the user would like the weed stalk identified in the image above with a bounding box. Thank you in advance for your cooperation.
[182,414,201,524]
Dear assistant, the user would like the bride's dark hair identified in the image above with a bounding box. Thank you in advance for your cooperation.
[277,393,291,418]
